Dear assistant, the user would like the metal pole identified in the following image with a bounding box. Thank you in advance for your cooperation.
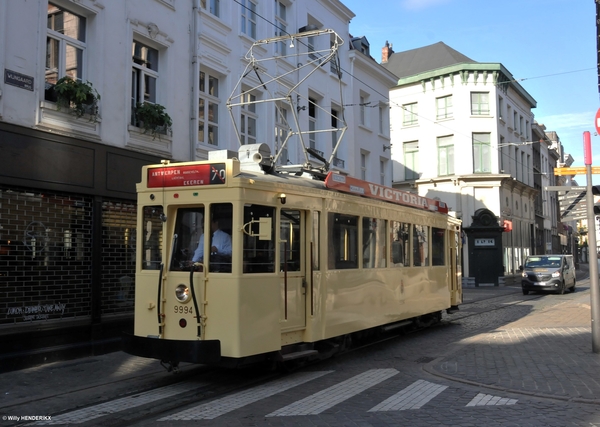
[584,131,600,353]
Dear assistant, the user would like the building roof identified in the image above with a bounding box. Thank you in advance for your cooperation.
[382,41,476,78]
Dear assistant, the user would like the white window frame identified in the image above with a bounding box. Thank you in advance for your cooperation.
[131,40,159,126]
[274,1,287,56]
[471,92,490,115]
[404,141,419,180]
[240,89,258,145]
[201,0,220,17]
[473,133,491,173]
[436,95,453,120]
[45,3,87,90]
[403,103,418,126]
[360,151,368,180]
[199,70,220,146]
[437,135,454,176]
[241,0,257,39]
[275,105,289,165]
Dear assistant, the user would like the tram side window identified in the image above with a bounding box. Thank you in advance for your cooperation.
[312,211,320,270]
[142,206,164,270]
[432,227,445,266]
[391,221,410,267]
[280,209,301,272]
[413,224,429,267]
[243,204,275,273]
[169,207,204,271]
[328,213,358,269]
[363,217,386,268]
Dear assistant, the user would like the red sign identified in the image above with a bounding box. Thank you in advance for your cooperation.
[595,108,600,135]
[503,219,513,232]
[147,163,226,188]
[324,173,448,214]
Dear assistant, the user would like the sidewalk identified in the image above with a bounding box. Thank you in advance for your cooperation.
[426,263,600,404]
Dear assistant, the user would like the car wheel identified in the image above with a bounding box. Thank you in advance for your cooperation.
[571,280,576,293]
[522,289,529,295]
[558,281,566,295]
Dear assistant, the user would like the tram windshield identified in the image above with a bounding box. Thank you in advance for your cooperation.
[169,203,233,272]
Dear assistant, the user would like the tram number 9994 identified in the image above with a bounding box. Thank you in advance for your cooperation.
[174,305,194,314]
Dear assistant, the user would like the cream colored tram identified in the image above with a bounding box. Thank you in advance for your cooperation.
[122,152,462,368]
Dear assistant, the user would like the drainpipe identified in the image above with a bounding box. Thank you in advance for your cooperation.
[190,0,200,160]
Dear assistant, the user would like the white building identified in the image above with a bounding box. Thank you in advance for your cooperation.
[382,41,540,285]
[0,0,396,367]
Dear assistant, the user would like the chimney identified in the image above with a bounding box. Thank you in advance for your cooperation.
[381,40,394,63]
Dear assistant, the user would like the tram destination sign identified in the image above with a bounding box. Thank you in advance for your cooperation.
[147,163,226,188]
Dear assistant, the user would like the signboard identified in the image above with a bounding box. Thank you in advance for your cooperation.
[147,163,226,188]
[324,172,448,213]
[474,238,495,247]
[595,108,600,135]
[554,166,600,176]
[4,69,34,91]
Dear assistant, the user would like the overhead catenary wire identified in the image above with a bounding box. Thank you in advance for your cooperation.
[230,0,586,174]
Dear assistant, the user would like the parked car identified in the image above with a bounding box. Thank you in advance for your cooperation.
[520,255,576,295]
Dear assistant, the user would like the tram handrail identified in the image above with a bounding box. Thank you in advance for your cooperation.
[189,263,203,339]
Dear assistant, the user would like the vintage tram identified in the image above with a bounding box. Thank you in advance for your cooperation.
[122,145,462,370]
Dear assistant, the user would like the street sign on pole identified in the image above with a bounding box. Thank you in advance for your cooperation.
[554,166,600,176]
[595,108,600,135]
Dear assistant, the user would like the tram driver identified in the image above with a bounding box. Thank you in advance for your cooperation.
[192,218,232,264]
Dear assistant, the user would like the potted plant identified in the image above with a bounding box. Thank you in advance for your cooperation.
[134,102,173,138]
[53,76,101,121]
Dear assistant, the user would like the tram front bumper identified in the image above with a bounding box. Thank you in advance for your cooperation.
[121,332,221,364]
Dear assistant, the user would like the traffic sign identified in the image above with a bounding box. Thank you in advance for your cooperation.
[595,108,600,135]
[554,166,600,176]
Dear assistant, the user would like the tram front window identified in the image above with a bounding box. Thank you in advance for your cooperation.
[169,203,232,272]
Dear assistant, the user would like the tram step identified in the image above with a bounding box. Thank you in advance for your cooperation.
[280,349,319,361]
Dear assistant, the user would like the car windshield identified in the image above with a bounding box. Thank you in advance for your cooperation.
[524,256,562,268]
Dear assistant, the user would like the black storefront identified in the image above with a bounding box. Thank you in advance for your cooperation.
[0,122,161,371]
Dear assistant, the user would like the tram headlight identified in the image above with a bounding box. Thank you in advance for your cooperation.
[175,284,190,303]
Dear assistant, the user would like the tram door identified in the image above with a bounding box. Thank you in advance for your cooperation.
[279,209,306,331]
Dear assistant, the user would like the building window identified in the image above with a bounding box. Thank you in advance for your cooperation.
[404,141,419,180]
[308,97,317,150]
[275,105,289,165]
[403,102,418,126]
[240,90,257,145]
[359,94,369,126]
[437,135,454,176]
[45,3,86,99]
[201,0,220,17]
[331,107,340,151]
[199,70,220,146]
[360,151,368,180]
[378,105,384,134]
[274,1,287,56]
[308,34,317,61]
[498,96,504,120]
[473,133,491,173]
[471,92,489,115]
[241,0,257,39]
[131,40,159,126]
[380,159,386,185]
[436,95,453,120]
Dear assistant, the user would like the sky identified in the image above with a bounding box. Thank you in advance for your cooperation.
[343,0,598,184]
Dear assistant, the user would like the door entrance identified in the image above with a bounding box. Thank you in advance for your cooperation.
[279,209,306,331]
